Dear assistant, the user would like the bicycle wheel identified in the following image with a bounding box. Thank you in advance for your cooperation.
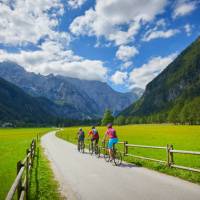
[113,151,122,166]
[95,146,100,158]
[104,149,110,162]
[90,143,94,155]
[77,142,80,152]
[80,142,85,153]
[88,143,92,154]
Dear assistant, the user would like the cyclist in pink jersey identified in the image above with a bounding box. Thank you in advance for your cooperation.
[102,123,118,161]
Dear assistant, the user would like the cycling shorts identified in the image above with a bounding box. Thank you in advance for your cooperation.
[108,138,118,149]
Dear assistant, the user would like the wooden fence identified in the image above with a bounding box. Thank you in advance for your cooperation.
[117,141,200,173]
[64,136,200,173]
[6,139,37,200]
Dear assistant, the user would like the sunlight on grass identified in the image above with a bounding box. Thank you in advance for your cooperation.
[57,124,200,183]
[0,128,62,199]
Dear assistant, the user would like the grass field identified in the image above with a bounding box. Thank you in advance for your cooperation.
[57,125,200,183]
[0,128,62,199]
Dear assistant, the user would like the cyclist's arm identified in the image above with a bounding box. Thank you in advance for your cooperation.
[87,131,91,139]
[102,132,108,141]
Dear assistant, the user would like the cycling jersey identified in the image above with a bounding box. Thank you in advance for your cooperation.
[78,130,85,141]
[106,128,117,139]
[89,129,99,139]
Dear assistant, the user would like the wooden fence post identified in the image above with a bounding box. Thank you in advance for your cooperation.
[30,147,33,166]
[34,139,36,157]
[103,141,106,155]
[124,141,128,156]
[26,149,29,200]
[170,144,174,165]
[167,144,170,167]
[17,161,22,200]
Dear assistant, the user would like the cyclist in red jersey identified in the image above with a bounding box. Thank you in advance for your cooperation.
[102,123,118,161]
[88,126,99,149]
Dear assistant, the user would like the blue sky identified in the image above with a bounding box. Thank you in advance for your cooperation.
[0,0,199,93]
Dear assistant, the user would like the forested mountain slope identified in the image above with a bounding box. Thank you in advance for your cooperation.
[120,36,200,124]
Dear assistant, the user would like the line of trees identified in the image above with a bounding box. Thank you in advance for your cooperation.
[167,97,200,125]
[101,97,200,126]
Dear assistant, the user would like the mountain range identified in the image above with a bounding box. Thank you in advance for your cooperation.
[0,61,142,120]
[120,36,200,122]
[0,77,57,124]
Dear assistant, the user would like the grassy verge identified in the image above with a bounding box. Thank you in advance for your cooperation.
[0,128,63,199]
[56,125,200,184]
[29,144,63,200]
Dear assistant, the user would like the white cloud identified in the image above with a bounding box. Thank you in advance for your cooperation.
[156,19,166,27]
[67,0,86,9]
[129,53,177,89]
[173,0,198,18]
[123,61,133,69]
[184,24,192,36]
[0,0,66,46]
[116,45,138,62]
[0,0,109,82]
[108,22,141,46]
[0,40,108,81]
[143,29,179,41]
[111,71,128,85]
[70,0,168,45]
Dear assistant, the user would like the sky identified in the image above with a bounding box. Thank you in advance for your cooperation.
[0,0,199,93]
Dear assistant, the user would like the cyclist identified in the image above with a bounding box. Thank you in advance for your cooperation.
[77,128,85,151]
[88,126,99,150]
[102,123,118,161]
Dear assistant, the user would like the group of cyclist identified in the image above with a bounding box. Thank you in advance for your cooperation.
[77,123,118,161]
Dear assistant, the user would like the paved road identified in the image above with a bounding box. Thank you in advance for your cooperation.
[41,131,200,200]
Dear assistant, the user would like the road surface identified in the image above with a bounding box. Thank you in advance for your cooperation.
[41,131,200,200]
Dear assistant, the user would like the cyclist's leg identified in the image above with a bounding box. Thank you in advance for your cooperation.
[109,138,118,159]
[80,140,82,149]
[83,139,85,149]
[94,138,98,153]
[81,139,84,151]
[95,138,99,146]
[78,139,81,151]
[91,138,94,151]
[92,138,96,151]
[108,139,114,160]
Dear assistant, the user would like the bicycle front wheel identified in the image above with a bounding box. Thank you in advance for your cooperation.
[104,149,110,162]
[114,151,122,166]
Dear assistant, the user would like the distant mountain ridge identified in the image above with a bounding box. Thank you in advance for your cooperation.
[120,36,200,121]
[0,77,56,124]
[0,61,142,119]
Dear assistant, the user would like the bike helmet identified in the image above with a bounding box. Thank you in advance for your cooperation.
[92,126,95,129]
[107,123,112,128]
[79,128,82,131]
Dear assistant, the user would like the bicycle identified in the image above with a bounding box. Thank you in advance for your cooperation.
[78,140,85,153]
[89,139,100,158]
[103,141,122,166]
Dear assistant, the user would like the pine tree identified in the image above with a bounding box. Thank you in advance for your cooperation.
[115,115,126,125]
[101,109,114,126]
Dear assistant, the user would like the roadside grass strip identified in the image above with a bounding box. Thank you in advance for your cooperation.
[0,128,63,199]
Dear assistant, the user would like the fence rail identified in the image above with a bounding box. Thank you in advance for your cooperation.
[6,139,37,200]
[116,141,200,173]
[59,135,200,173]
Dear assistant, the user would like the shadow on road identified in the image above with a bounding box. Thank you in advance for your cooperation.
[120,162,139,168]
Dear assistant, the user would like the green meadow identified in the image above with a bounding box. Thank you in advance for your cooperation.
[57,125,200,183]
[0,128,61,200]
